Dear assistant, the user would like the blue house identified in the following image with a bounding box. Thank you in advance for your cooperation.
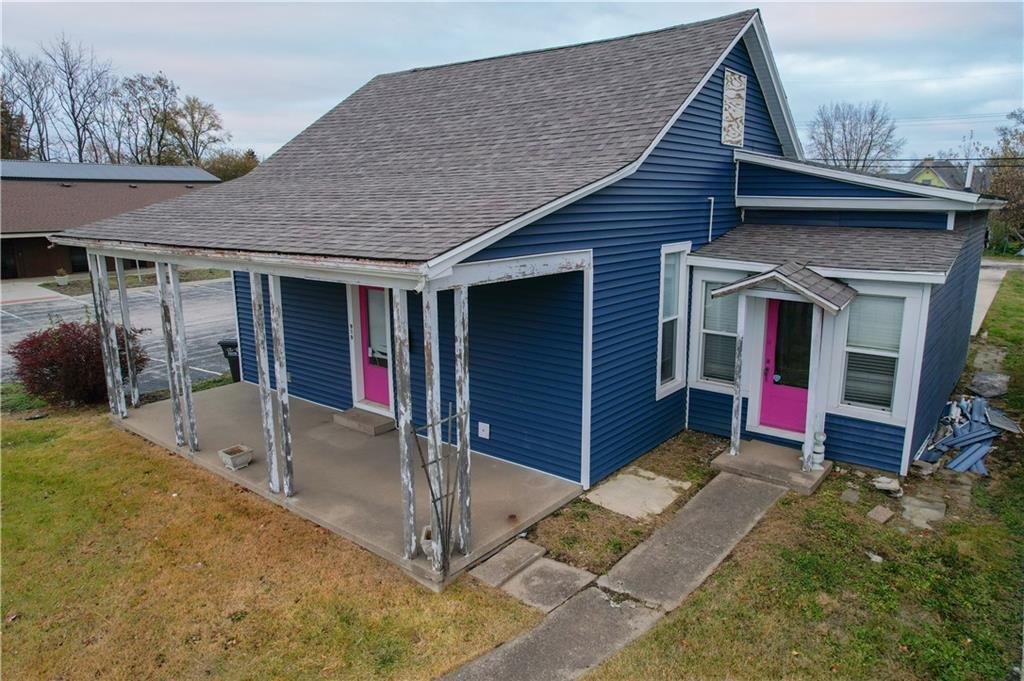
[57,9,1002,584]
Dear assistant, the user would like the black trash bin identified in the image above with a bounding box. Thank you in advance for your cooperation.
[218,339,241,382]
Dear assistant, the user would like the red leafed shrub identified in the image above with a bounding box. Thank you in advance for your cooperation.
[9,320,149,406]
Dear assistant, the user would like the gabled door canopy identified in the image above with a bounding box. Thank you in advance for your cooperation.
[710,261,856,314]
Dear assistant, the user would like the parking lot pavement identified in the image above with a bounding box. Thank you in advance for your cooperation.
[1,278,238,393]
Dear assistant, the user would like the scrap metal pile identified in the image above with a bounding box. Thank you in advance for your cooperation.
[917,397,1021,475]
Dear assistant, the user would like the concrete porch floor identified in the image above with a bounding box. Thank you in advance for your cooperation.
[117,382,581,588]
[711,439,832,495]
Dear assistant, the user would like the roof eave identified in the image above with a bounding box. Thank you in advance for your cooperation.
[687,254,949,285]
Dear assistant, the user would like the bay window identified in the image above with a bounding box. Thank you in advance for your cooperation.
[842,295,902,410]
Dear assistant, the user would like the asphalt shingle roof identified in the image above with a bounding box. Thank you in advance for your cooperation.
[1,160,219,183]
[61,10,757,263]
[774,261,857,309]
[697,223,966,274]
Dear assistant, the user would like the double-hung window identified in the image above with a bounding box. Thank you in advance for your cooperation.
[842,295,903,410]
[656,242,691,398]
[700,282,739,383]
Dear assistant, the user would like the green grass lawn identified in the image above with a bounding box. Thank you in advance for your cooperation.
[588,274,1024,681]
[1,405,539,680]
[41,267,230,297]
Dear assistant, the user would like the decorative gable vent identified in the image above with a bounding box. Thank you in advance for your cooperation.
[721,68,747,147]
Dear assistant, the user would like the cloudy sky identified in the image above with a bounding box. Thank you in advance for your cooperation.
[3,2,1021,163]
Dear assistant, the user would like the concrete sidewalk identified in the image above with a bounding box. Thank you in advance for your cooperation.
[445,473,785,680]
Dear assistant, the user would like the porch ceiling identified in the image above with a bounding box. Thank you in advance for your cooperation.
[118,381,580,587]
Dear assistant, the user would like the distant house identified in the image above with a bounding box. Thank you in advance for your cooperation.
[896,158,990,192]
[53,9,1004,586]
[1,161,218,279]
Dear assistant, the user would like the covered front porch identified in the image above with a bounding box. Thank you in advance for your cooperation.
[120,381,580,587]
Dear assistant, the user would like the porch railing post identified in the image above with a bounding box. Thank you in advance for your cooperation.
[250,272,281,493]
[114,257,140,408]
[155,263,185,445]
[802,305,824,471]
[729,293,746,456]
[87,253,120,417]
[93,254,127,418]
[168,264,198,452]
[422,287,445,573]
[268,275,294,496]
[391,288,417,559]
[454,285,471,555]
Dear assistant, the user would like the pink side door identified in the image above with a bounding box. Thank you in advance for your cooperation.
[358,286,391,407]
[759,299,813,433]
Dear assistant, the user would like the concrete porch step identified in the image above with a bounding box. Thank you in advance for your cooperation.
[332,408,395,436]
[470,539,547,588]
[711,440,831,495]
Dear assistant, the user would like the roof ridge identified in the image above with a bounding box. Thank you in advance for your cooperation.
[379,8,758,77]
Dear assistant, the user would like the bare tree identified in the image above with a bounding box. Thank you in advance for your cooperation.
[118,72,181,165]
[174,95,229,163]
[807,101,905,173]
[42,36,111,162]
[1,47,56,160]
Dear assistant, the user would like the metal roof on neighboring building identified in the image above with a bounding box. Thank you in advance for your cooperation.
[0,160,219,183]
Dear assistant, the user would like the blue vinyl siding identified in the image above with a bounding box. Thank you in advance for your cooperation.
[824,414,905,472]
[468,41,784,483]
[911,212,988,452]
[737,162,920,198]
[234,272,352,411]
[406,274,584,482]
[743,208,949,229]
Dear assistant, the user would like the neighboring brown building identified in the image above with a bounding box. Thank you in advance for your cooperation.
[1,161,219,279]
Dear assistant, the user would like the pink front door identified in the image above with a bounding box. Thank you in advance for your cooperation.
[759,299,813,433]
[358,286,390,407]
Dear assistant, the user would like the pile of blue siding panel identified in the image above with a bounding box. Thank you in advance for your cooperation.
[919,398,1003,475]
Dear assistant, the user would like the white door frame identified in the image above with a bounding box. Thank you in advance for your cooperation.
[346,284,395,417]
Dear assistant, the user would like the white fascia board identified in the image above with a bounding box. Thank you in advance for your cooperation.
[3,231,55,239]
[744,15,803,159]
[430,249,592,290]
[733,149,985,203]
[687,255,947,284]
[423,14,761,277]
[56,237,427,290]
[736,196,981,211]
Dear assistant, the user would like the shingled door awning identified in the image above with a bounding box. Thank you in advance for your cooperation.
[710,261,856,313]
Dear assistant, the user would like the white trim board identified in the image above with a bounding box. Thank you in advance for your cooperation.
[733,149,994,204]
[686,255,948,285]
[735,196,989,212]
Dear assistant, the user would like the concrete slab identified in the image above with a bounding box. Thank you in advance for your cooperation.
[711,440,831,495]
[841,488,860,504]
[442,588,662,681]
[972,267,1007,335]
[470,539,546,588]
[502,558,595,613]
[901,495,947,529]
[118,382,581,587]
[597,473,785,610]
[867,505,894,524]
[332,407,395,436]
[584,468,689,519]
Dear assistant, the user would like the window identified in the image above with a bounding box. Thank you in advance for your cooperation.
[842,295,903,410]
[700,282,738,382]
[656,242,691,398]
[721,69,747,146]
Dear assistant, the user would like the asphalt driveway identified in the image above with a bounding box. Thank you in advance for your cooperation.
[1,278,238,393]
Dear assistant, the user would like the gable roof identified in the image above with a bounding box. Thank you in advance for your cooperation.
[57,10,792,267]
[711,260,857,313]
[1,160,219,183]
[694,223,966,276]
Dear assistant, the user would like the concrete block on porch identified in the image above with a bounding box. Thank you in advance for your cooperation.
[333,407,395,436]
[711,440,831,495]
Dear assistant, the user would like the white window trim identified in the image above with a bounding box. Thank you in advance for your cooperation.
[656,241,692,400]
[825,280,924,426]
[687,268,749,394]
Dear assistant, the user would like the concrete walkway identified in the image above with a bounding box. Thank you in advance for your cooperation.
[972,267,1007,335]
[446,473,785,680]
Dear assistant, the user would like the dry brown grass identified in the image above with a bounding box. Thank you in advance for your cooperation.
[529,429,725,573]
[2,410,540,680]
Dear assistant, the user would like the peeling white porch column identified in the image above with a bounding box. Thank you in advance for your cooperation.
[87,252,124,418]
[268,275,294,496]
[113,258,140,408]
[155,262,185,445]
[391,288,418,559]
[453,285,471,555]
[421,287,446,573]
[249,272,281,493]
[802,305,825,471]
[729,293,746,456]
[167,264,198,453]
